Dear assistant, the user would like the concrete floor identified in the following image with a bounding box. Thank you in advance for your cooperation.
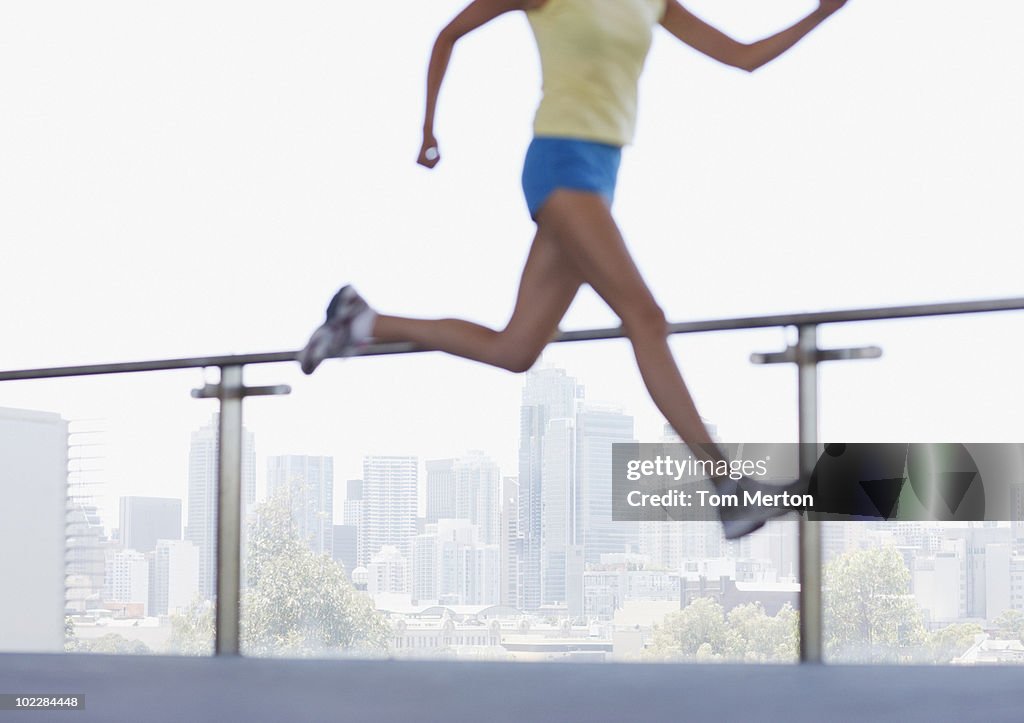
[1,653,1021,723]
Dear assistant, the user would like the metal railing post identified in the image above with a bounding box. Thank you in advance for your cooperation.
[752,326,881,663]
[796,325,823,663]
[215,365,244,656]
[190,367,291,656]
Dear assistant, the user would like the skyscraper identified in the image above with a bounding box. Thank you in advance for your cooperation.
[425,459,456,524]
[541,417,575,606]
[411,520,500,605]
[518,369,638,608]
[332,524,358,575]
[185,415,255,600]
[454,451,501,545]
[104,548,149,615]
[119,496,181,554]
[343,479,366,566]
[65,420,105,617]
[149,539,199,616]
[500,476,521,608]
[266,455,334,557]
[518,367,582,610]
[362,456,418,561]
[575,404,636,564]
[0,407,68,651]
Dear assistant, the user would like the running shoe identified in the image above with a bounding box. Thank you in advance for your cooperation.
[298,285,371,375]
[718,476,802,540]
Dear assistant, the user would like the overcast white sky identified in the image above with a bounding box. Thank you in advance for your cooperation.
[1,0,1022,528]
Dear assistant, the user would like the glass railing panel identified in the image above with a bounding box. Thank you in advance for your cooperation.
[817,312,1024,664]
[238,328,800,662]
[0,370,219,656]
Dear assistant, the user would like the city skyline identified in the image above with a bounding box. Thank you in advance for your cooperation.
[1,0,1022,545]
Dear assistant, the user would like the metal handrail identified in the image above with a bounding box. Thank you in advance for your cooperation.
[2,296,1023,382]
[5,294,1024,662]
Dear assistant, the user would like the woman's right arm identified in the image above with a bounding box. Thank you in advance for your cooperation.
[419,0,532,168]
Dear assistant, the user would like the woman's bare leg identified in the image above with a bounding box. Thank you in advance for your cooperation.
[371,226,583,373]
[536,190,722,458]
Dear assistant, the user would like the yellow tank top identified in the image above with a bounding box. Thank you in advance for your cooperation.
[527,0,667,147]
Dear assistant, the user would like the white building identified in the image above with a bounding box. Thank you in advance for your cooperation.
[119,496,181,554]
[518,367,582,611]
[104,549,150,615]
[343,479,366,566]
[583,567,681,620]
[363,456,417,561]
[266,455,334,557]
[454,452,501,545]
[912,543,967,625]
[411,520,500,606]
[150,539,200,616]
[368,545,409,596]
[185,415,255,600]
[541,417,574,607]
[425,459,456,524]
[0,407,68,652]
[575,404,636,565]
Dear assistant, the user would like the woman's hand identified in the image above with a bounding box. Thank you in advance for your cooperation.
[418,133,441,169]
[817,0,848,15]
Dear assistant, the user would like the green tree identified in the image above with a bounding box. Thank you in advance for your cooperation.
[646,597,728,660]
[76,633,152,655]
[646,597,798,662]
[64,616,78,652]
[723,602,799,662]
[993,610,1024,642]
[168,596,215,655]
[927,622,983,663]
[824,546,927,662]
[171,491,388,657]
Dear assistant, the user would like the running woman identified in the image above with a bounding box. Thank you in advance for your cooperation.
[300,0,848,538]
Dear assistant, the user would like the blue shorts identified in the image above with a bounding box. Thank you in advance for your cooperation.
[521,136,623,219]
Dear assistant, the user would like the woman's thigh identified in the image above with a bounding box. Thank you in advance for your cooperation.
[537,189,664,327]
[502,224,584,352]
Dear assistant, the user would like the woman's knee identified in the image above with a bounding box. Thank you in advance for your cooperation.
[493,334,542,374]
[623,303,669,340]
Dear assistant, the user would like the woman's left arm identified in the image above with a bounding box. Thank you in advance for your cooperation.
[660,0,848,72]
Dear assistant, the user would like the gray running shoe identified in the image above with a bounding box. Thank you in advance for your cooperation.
[298,285,370,375]
[719,476,801,540]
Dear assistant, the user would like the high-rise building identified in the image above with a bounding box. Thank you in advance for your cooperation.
[104,549,150,615]
[367,545,409,596]
[343,479,366,566]
[575,404,636,564]
[541,416,575,606]
[149,539,199,616]
[185,415,255,600]
[0,407,68,651]
[65,420,106,617]
[332,524,358,574]
[363,456,418,561]
[521,369,637,609]
[65,500,106,614]
[518,367,582,610]
[500,476,521,608]
[454,451,501,545]
[411,520,500,605]
[119,496,181,554]
[425,459,456,524]
[266,455,334,557]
